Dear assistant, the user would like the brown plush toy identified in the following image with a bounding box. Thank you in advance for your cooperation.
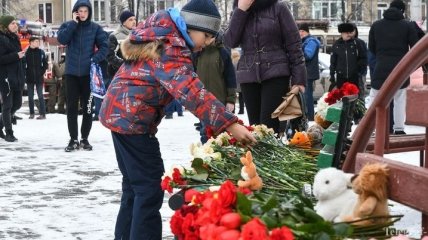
[345,163,389,225]
[237,151,263,191]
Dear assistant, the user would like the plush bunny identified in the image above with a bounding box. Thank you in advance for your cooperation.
[313,167,357,222]
[237,151,263,191]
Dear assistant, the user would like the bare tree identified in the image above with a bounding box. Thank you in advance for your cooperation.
[341,0,366,23]
[346,0,366,22]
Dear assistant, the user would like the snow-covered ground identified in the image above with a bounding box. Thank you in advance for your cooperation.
[0,104,424,239]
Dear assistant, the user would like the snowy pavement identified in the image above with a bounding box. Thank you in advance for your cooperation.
[0,108,424,239]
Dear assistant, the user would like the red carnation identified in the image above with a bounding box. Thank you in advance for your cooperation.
[241,218,269,240]
[161,176,173,193]
[269,226,294,240]
[172,168,187,185]
[218,180,237,208]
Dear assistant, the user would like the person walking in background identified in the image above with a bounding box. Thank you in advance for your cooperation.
[231,49,244,114]
[329,22,367,92]
[53,53,67,114]
[57,0,108,152]
[25,37,48,119]
[299,23,320,121]
[164,100,184,119]
[106,10,136,77]
[0,15,26,142]
[349,24,369,124]
[98,0,256,238]
[224,0,306,134]
[194,32,236,143]
[93,10,137,121]
[368,0,418,135]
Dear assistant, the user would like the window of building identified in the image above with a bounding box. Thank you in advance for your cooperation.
[94,0,105,22]
[351,2,363,22]
[313,0,343,21]
[110,0,120,23]
[38,3,52,23]
[377,3,388,20]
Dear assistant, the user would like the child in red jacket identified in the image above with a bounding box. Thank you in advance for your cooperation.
[99,0,256,239]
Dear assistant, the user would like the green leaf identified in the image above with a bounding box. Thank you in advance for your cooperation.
[332,223,353,237]
[261,214,278,229]
[313,232,332,240]
[191,158,208,174]
[189,173,209,181]
[236,192,252,216]
[279,215,297,228]
[296,222,335,235]
[261,193,279,213]
[303,207,324,222]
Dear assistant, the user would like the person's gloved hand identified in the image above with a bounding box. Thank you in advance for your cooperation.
[329,75,336,91]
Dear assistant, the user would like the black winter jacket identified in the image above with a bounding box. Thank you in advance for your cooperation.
[0,30,25,92]
[369,7,418,90]
[25,48,48,84]
[330,38,367,87]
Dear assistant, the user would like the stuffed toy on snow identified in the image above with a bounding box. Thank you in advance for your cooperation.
[313,167,357,222]
[289,131,311,148]
[237,151,263,191]
[344,163,389,225]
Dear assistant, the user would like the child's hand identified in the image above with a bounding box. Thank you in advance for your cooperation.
[226,123,257,145]
[225,103,235,113]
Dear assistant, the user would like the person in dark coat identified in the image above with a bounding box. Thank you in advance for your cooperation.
[368,0,418,135]
[0,15,26,142]
[57,0,108,151]
[25,37,48,119]
[330,23,367,91]
[299,23,320,121]
[224,0,306,134]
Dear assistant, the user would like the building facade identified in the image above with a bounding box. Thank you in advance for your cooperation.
[1,0,426,27]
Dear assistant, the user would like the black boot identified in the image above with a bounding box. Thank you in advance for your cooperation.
[0,129,5,139]
[80,139,93,151]
[65,139,80,152]
[5,129,17,142]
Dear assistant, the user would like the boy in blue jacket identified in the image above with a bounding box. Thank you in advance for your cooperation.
[57,0,108,152]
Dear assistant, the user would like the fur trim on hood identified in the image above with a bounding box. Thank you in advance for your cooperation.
[233,0,278,11]
[120,38,163,62]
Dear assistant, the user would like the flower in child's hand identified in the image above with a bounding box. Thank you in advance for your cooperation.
[161,176,173,193]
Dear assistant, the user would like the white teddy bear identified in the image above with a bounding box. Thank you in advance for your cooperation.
[312,167,357,222]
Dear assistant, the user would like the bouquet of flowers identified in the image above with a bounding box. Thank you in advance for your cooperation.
[170,180,403,240]
[161,124,318,198]
[317,82,365,120]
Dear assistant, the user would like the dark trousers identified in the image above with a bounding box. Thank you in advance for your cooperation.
[57,80,67,112]
[27,82,46,115]
[241,77,290,134]
[66,75,92,140]
[238,92,245,113]
[46,83,57,113]
[164,100,183,115]
[0,89,22,131]
[304,78,316,121]
[111,132,164,240]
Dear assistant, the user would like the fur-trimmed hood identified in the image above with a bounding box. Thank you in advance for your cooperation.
[233,0,278,11]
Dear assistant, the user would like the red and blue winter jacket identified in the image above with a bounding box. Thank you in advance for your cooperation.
[99,10,238,135]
